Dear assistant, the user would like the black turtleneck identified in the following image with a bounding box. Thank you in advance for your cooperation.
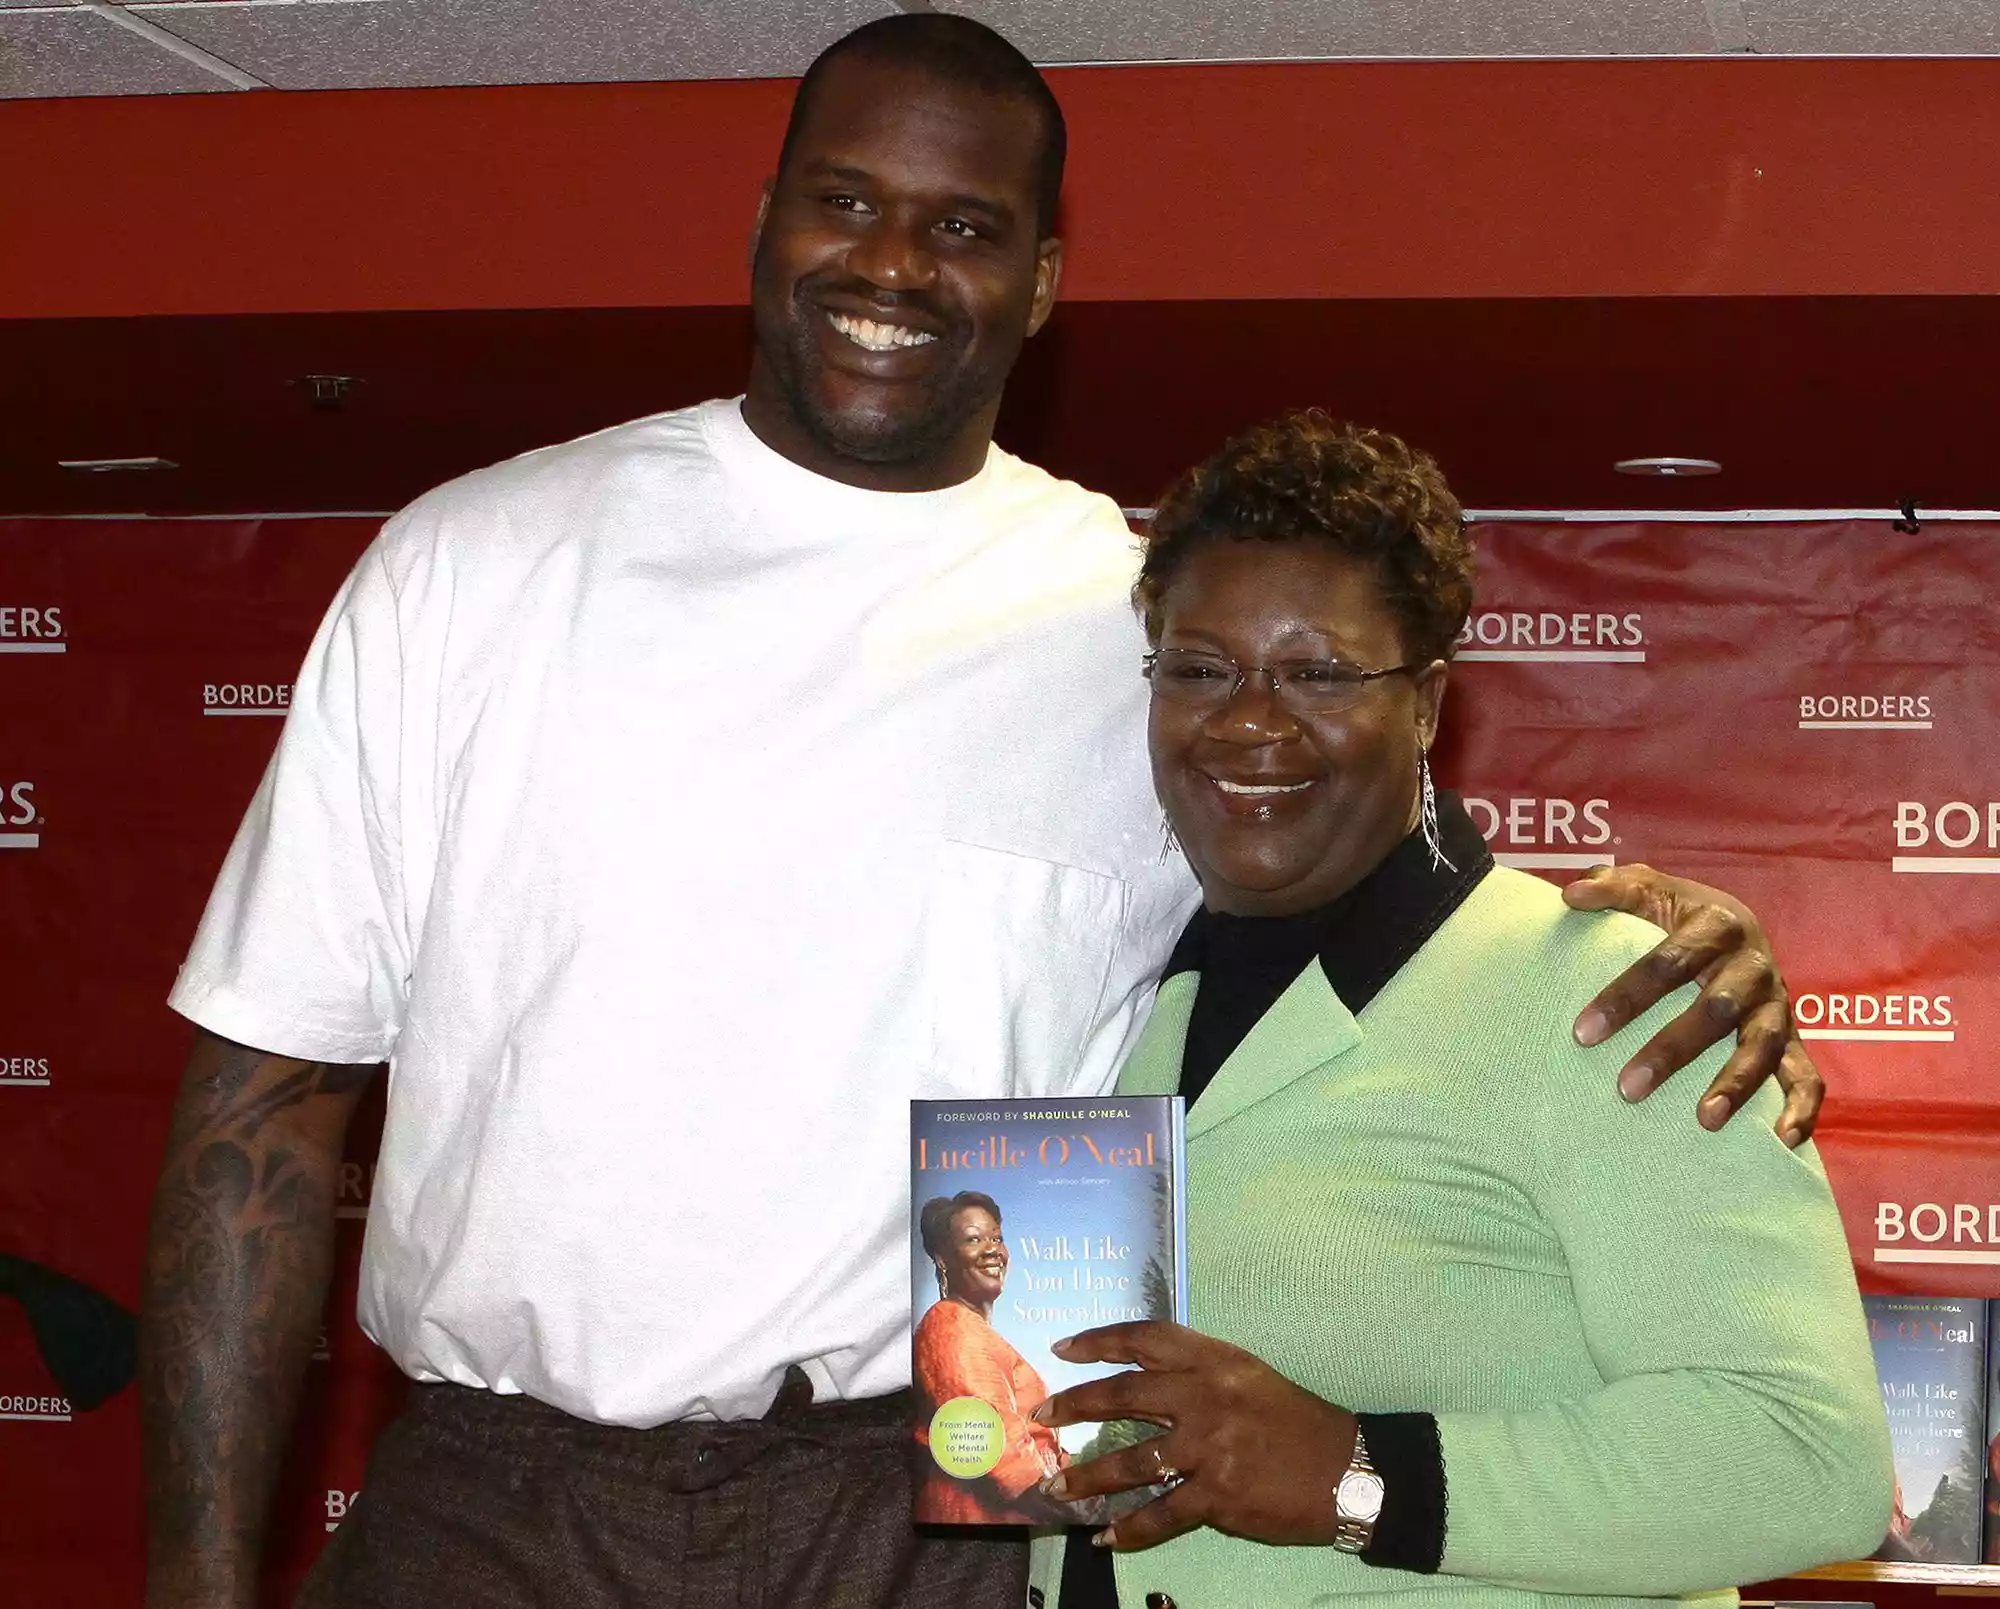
[1059,793,1491,1608]
[1171,789,1492,1107]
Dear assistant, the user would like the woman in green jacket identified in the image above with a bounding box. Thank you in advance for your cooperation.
[1033,412,1894,1609]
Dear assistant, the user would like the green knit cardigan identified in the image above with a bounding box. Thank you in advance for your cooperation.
[1031,866,1892,1609]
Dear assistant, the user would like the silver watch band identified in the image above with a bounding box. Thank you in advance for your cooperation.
[1331,1424,1385,1554]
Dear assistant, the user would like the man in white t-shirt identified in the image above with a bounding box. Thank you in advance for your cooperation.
[138,15,1823,1609]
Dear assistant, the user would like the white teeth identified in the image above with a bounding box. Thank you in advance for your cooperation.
[828,311,937,352]
[1213,778,1313,795]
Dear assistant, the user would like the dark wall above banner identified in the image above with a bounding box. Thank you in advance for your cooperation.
[6,297,2000,518]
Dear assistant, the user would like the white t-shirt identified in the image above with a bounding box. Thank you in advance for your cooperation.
[170,398,1199,1426]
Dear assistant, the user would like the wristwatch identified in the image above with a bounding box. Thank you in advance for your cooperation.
[1331,1424,1386,1553]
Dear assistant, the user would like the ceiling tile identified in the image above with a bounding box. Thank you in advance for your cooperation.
[126,0,898,90]
[1,8,238,96]
[1744,0,2000,53]
[956,0,1720,61]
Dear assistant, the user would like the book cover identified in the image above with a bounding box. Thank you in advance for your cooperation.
[1863,1295,1988,1564]
[910,1096,1187,1526]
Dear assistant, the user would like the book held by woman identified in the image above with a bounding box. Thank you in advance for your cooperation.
[909,1096,1186,1526]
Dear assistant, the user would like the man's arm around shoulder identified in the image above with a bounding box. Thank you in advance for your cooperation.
[141,1025,383,1609]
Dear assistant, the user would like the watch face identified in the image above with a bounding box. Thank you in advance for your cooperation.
[1338,1469,1386,1522]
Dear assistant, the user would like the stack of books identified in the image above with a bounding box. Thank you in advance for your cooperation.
[1862,1295,1998,1565]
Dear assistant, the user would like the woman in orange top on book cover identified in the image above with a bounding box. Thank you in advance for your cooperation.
[913,1191,1076,1525]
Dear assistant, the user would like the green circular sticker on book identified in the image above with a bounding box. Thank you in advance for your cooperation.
[929,1396,1006,1479]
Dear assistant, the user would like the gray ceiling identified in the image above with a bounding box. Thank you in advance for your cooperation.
[3,0,1998,100]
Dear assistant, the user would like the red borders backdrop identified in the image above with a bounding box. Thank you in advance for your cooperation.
[2,513,1993,1603]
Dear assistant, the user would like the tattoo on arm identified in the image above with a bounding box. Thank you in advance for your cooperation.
[140,1032,381,1609]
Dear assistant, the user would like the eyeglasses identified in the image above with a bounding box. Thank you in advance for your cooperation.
[1142,648,1418,714]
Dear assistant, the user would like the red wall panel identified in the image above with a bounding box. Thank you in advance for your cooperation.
[6,58,2000,319]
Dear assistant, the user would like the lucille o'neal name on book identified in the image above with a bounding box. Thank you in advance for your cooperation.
[915,1130,1161,1172]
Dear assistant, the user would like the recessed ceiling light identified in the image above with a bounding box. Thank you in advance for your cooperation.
[58,456,179,473]
[292,374,363,410]
[1615,456,1721,477]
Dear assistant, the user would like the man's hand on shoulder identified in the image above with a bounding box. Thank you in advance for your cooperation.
[1561,863,1822,1148]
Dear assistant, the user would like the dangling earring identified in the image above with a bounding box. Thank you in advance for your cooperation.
[1158,810,1180,864]
[1419,745,1455,874]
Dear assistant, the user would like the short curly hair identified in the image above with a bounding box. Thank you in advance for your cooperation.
[1135,410,1474,665]
[919,1191,1003,1262]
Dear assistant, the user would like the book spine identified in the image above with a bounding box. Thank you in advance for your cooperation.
[1987,1299,2000,1565]
[1170,1095,1189,1323]
[1960,1303,1988,1567]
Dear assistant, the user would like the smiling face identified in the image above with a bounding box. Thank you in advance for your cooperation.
[937,1204,1009,1310]
[743,56,1060,492]
[1150,540,1448,918]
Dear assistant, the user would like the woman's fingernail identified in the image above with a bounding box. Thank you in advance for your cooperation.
[1617,1063,1654,1101]
[1699,1095,1730,1129]
[1042,1473,1070,1499]
[1092,1528,1116,1549]
[1030,1400,1053,1424]
[1050,1334,1077,1357]
[1575,1009,1609,1047]
[1780,1125,1804,1149]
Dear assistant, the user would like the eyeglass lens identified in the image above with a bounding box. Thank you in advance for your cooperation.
[1145,650,1375,713]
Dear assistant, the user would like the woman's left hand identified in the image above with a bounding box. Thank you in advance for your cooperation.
[1030,1320,1357,1551]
